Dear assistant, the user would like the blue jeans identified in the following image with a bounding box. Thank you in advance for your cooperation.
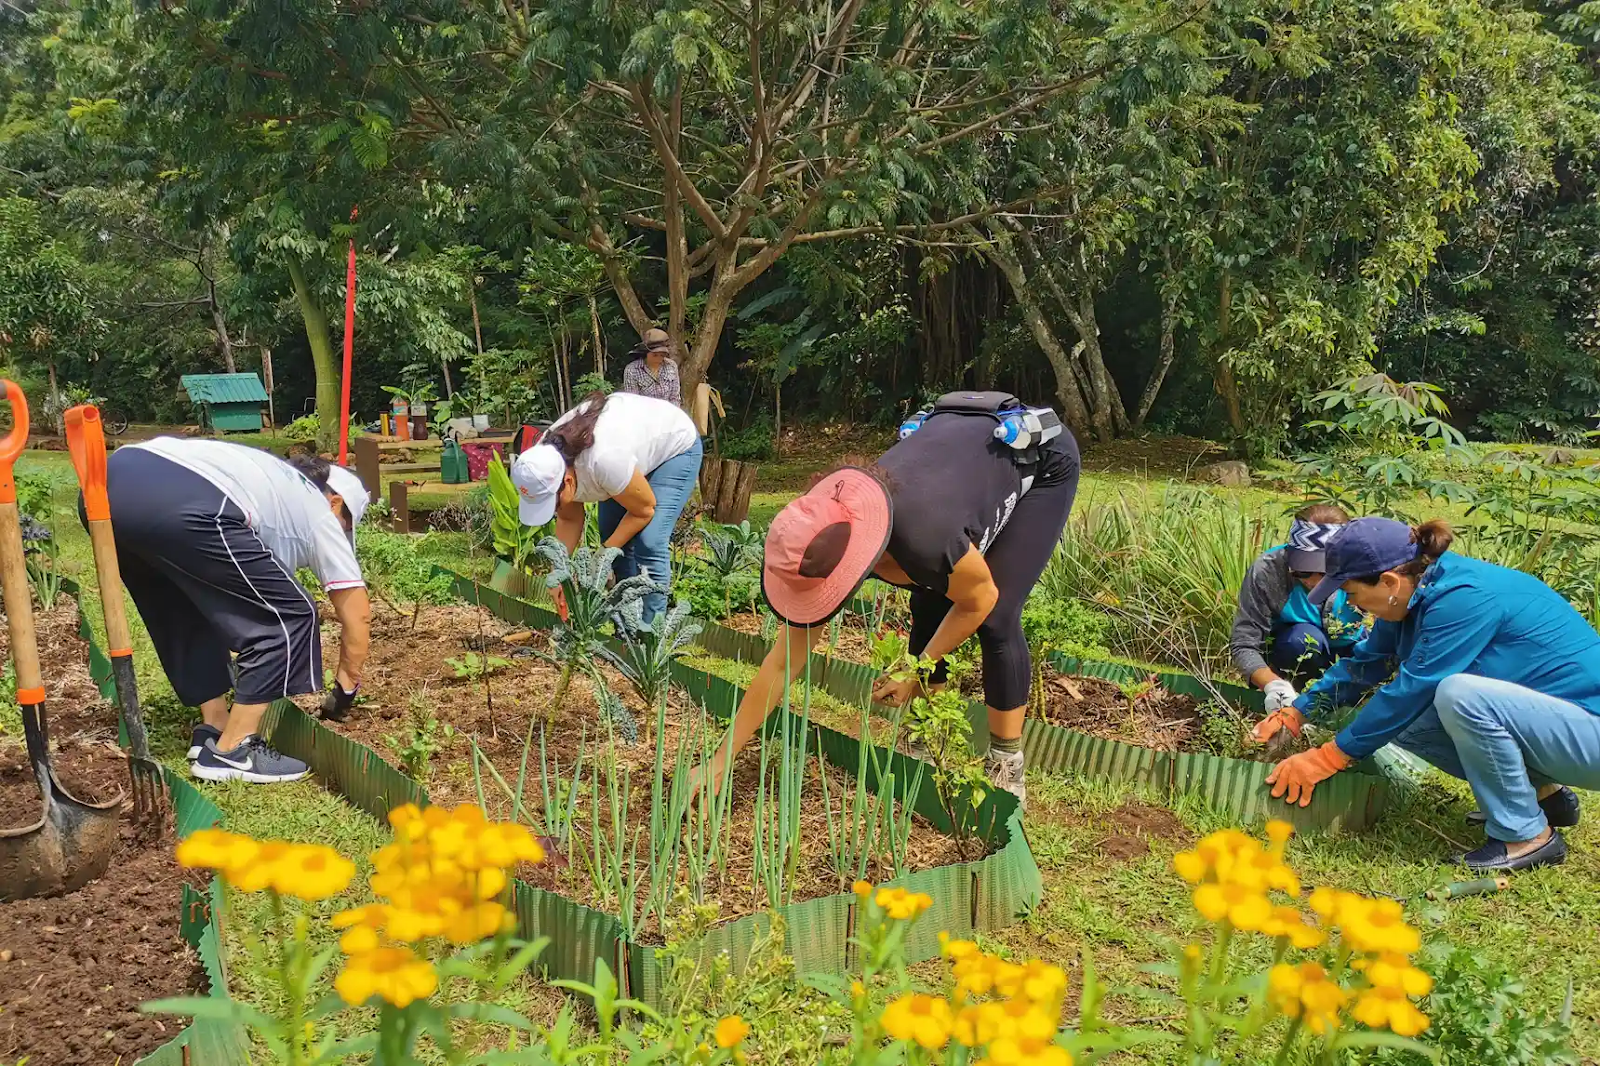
[1390,673,1600,841]
[1269,623,1334,685]
[597,437,703,623]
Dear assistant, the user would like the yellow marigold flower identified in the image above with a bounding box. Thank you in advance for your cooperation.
[1268,961,1347,1034]
[332,903,388,930]
[714,1015,750,1048]
[881,993,954,1050]
[1363,953,1433,997]
[225,841,294,893]
[339,924,380,955]
[879,890,932,921]
[850,980,865,1000]
[1262,905,1327,949]
[443,901,510,945]
[270,844,356,901]
[470,822,546,870]
[940,933,981,961]
[953,953,1000,998]
[175,828,256,873]
[1193,882,1272,930]
[852,879,873,898]
[953,1005,985,1047]
[993,960,1067,1007]
[1343,898,1421,956]
[335,946,438,1007]
[1352,987,1431,1036]
[1172,850,1206,884]
[1265,819,1294,846]
[981,1033,1072,1066]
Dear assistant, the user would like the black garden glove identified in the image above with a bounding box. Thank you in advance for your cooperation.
[320,680,360,722]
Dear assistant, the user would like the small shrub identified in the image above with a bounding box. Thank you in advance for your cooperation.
[444,652,510,681]
[384,692,454,783]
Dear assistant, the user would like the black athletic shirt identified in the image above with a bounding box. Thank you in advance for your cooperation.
[876,411,1074,593]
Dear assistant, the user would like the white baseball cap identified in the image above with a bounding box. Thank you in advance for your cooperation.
[510,444,565,527]
[326,464,370,542]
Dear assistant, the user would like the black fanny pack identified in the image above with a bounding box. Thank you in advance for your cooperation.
[898,391,1062,493]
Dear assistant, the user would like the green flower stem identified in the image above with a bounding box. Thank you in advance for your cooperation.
[1273,1017,1304,1066]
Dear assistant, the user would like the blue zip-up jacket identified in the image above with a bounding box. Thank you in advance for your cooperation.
[1293,553,1600,760]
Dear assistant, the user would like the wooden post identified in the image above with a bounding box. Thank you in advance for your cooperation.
[390,481,410,534]
[728,460,759,523]
[699,459,725,518]
[354,435,380,501]
[261,346,276,430]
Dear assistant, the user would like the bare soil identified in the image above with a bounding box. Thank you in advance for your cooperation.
[1072,800,1191,862]
[310,600,976,938]
[0,597,206,1066]
[1035,668,1204,753]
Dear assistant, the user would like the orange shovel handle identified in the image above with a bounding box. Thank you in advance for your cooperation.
[0,380,29,505]
[64,405,110,522]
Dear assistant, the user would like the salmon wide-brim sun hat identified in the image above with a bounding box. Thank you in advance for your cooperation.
[762,467,893,627]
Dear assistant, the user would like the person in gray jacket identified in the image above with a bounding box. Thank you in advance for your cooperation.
[1232,504,1369,716]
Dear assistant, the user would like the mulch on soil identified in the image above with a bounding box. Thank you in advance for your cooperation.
[1080,801,1191,862]
[311,600,977,937]
[0,596,206,1066]
[1035,669,1205,753]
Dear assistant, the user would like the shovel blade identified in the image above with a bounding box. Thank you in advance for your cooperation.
[0,782,121,902]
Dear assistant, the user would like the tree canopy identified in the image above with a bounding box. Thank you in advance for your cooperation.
[1,0,1595,453]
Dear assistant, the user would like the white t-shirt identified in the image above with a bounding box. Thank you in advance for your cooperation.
[550,393,699,502]
[127,438,366,591]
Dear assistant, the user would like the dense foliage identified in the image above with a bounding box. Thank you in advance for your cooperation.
[1,0,1596,452]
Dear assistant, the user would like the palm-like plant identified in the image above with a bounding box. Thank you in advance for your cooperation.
[697,520,764,617]
[602,597,704,710]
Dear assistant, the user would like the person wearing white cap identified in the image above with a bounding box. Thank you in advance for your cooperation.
[98,439,372,784]
[512,391,702,622]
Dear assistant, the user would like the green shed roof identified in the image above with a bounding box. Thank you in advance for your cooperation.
[181,373,270,405]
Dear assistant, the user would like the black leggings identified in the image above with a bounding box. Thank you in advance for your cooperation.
[907,441,1080,711]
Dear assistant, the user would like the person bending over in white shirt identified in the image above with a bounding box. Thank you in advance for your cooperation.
[99,439,371,784]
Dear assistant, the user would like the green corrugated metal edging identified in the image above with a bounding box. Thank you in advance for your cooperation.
[180,372,270,404]
[664,603,1386,833]
[443,567,1041,1006]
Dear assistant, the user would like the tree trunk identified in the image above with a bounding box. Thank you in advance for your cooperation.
[679,255,739,396]
[47,359,60,433]
[588,292,605,378]
[981,236,1095,440]
[209,278,236,373]
[773,381,781,459]
[1136,281,1181,428]
[285,256,340,451]
[1213,268,1245,438]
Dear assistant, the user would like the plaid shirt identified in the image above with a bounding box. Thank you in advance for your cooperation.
[621,357,681,405]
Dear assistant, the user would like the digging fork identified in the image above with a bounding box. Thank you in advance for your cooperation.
[65,405,167,822]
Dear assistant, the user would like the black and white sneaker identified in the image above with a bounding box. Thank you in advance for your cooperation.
[187,723,223,761]
[192,735,310,784]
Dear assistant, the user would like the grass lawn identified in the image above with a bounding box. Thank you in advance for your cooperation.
[13,439,1600,1060]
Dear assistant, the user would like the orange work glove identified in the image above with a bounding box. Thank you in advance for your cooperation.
[1267,741,1352,807]
[1251,707,1306,744]
[552,584,569,622]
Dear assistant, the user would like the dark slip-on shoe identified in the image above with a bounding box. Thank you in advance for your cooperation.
[1461,830,1568,873]
[1467,786,1580,828]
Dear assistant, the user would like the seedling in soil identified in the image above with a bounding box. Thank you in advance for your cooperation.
[385,690,454,782]
[818,701,923,886]
[445,652,512,681]
[868,629,908,673]
[21,515,64,611]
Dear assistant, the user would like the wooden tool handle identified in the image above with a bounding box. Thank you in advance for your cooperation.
[0,500,43,700]
[0,382,41,702]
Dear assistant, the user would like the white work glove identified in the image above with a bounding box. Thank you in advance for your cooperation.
[1263,679,1299,713]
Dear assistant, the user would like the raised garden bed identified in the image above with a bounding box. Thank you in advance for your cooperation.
[0,589,241,1066]
[678,598,1392,834]
[256,569,1041,1007]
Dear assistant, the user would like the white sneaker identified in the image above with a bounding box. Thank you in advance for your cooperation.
[985,748,1026,809]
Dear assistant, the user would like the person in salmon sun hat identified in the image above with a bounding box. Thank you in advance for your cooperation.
[693,393,1081,807]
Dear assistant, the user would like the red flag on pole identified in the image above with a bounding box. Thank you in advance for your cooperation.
[338,206,358,466]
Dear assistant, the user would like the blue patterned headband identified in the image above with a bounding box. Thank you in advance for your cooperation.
[1287,519,1344,571]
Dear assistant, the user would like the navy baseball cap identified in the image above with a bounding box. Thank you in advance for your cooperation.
[1308,517,1420,606]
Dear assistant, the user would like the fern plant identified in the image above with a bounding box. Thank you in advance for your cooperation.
[601,597,703,710]
[536,536,657,720]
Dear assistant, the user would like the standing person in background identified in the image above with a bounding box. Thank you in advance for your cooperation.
[511,391,702,622]
[98,440,371,784]
[1233,505,1368,722]
[694,393,1080,806]
[620,327,682,406]
[1255,517,1600,871]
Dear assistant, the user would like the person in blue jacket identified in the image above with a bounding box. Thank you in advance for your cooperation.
[1254,516,1600,872]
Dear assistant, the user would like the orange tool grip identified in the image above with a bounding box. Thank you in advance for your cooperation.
[15,686,44,705]
[64,405,111,522]
[0,380,29,505]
